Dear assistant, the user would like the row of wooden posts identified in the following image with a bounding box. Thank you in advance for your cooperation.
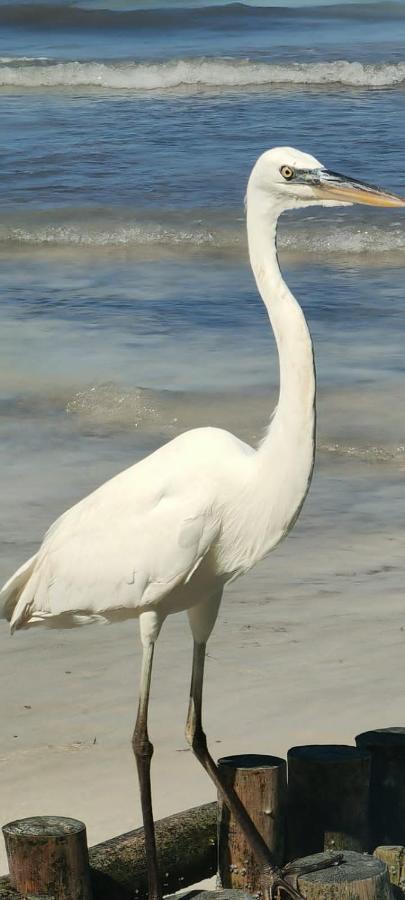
[2,727,405,899]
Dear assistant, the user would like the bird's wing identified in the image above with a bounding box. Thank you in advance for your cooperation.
[7,471,221,629]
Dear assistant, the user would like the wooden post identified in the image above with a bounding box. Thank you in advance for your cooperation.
[2,816,92,900]
[90,800,217,898]
[217,753,287,893]
[287,850,391,900]
[356,728,405,847]
[374,846,405,890]
[1,803,217,900]
[287,745,371,859]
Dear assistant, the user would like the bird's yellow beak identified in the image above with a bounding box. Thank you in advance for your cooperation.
[312,169,405,207]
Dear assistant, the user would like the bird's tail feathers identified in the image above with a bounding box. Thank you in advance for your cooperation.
[0,554,39,630]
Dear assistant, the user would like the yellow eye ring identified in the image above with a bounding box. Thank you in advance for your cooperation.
[280,165,294,180]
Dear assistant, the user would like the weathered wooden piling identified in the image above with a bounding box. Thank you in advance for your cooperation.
[2,816,92,900]
[287,745,371,858]
[374,845,405,891]
[217,754,287,893]
[89,801,217,899]
[0,803,400,900]
[286,850,390,900]
[356,728,405,847]
[0,803,217,900]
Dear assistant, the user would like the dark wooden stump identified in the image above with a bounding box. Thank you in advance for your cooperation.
[2,816,92,900]
[217,754,287,893]
[356,728,405,847]
[289,850,390,900]
[287,745,371,858]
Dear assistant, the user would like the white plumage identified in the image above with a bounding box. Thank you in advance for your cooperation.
[1,149,322,640]
[2,147,404,900]
[2,414,312,638]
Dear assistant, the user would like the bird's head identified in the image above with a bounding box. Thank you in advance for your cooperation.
[248,146,405,212]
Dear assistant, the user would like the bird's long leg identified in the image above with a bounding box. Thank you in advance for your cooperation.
[185,640,302,900]
[132,642,161,900]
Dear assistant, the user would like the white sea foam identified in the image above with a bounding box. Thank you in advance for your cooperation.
[64,383,405,468]
[66,384,164,428]
[0,223,218,248]
[1,57,405,91]
[319,441,405,464]
[0,56,49,64]
[1,215,404,258]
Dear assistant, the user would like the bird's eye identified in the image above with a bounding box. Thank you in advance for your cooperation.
[280,165,295,181]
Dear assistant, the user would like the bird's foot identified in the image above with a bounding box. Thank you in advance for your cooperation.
[282,853,344,879]
[261,853,343,900]
[261,869,302,900]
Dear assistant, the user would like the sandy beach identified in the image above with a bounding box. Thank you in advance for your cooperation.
[2,457,405,874]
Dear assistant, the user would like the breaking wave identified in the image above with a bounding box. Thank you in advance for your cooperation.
[66,384,166,428]
[1,57,405,91]
[319,441,405,464]
[1,211,405,258]
[65,383,405,468]
[0,220,224,249]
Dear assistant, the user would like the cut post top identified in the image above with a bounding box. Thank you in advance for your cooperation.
[356,728,405,748]
[288,745,370,763]
[3,816,86,839]
[292,851,385,884]
[218,754,285,770]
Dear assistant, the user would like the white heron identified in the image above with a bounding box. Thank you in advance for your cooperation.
[1,147,404,900]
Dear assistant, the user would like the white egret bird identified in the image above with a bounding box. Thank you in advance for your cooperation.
[1,147,404,900]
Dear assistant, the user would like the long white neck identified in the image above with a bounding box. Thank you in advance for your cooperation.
[215,184,317,574]
[246,187,316,454]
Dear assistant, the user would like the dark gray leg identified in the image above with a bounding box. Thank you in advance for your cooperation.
[132,642,161,900]
[185,640,302,900]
